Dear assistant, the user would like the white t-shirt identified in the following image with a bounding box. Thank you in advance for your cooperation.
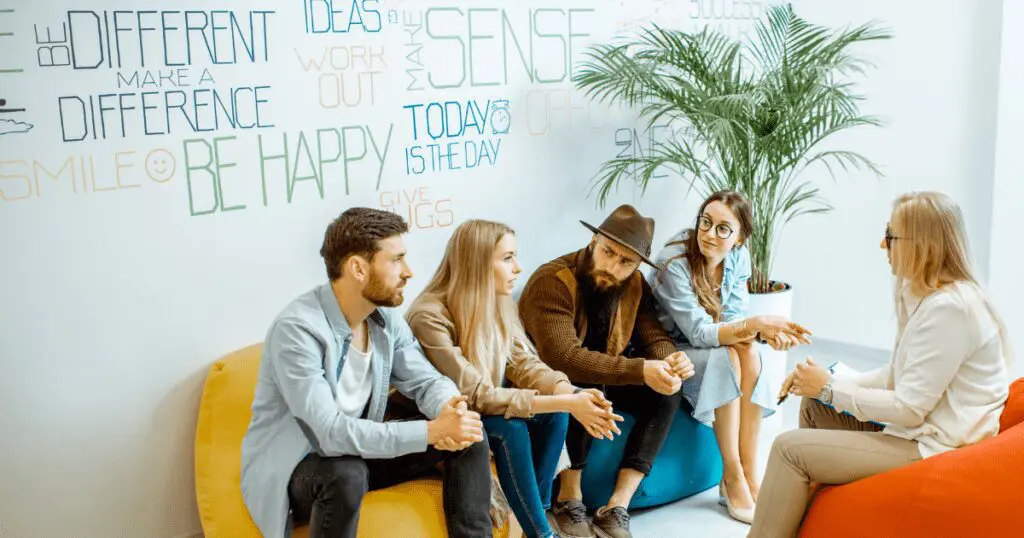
[336,337,374,418]
[832,281,1012,457]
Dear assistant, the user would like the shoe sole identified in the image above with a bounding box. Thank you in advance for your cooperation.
[546,511,596,538]
[592,525,628,538]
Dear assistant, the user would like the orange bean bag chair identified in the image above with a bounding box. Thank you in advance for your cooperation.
[799,377,1024,538]
[194,344,511,537]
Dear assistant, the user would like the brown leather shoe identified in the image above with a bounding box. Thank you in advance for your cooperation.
[548,499,595,538]
[592,506,632,538]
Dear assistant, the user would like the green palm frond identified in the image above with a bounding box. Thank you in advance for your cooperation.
[574,3,891,293]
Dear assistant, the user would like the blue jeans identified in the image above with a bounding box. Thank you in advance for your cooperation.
[482,413,570,538]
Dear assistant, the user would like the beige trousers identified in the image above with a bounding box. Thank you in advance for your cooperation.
[747,398,922,538]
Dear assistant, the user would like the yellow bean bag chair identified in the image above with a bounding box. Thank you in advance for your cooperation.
[194,344,511,537]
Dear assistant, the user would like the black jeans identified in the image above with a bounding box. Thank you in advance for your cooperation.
[287,440,493,538]
[566,383,681,475]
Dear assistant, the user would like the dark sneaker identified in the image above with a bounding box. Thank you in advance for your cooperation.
[549,499,595,538]
[592,506,632,538]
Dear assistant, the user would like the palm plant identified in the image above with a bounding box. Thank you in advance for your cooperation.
[573,4,891,293]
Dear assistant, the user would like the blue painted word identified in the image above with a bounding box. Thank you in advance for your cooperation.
[403,99,510,141]
[42,10,274,69]
[58,86,273,141]
[402,99,509,175]
[404,139,501,175]
[303,0,382,34]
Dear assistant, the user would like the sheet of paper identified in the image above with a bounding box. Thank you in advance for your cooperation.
[829,360,861,378]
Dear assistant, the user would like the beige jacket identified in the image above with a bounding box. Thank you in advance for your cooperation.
[406,294,571,418]
[831,282,1013,457]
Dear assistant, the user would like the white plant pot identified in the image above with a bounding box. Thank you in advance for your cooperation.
[747,285,794,429]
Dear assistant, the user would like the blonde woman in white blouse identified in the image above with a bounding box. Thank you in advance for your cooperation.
[748,191,1014,538]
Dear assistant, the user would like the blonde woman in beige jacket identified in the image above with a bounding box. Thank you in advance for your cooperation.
[407,219,624,538]
[748,192,1014,538]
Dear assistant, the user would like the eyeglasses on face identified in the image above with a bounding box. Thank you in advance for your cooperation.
[884,224,907,250]
[698,215,735,240]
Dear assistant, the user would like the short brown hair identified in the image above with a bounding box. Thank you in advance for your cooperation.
[320,208,409,281]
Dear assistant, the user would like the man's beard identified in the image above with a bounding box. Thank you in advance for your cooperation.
[578,246,623,353]
[363,270,405,307]
[579,246,627,296]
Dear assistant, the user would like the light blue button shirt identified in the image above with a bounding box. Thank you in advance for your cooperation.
[240,283,460,538]
[646,230,752,348]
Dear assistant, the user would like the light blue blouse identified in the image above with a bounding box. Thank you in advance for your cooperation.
[645,230,752,348]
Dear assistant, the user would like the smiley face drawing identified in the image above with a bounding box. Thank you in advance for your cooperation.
[490,100,511,135]
[145,149,176,183]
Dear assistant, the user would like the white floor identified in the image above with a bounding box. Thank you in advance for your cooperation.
[626,342,887,538]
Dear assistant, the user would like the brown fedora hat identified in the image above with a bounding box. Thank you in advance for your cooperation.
[581,204,657,267]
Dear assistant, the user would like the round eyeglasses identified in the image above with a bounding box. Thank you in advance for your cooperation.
[698,216,736,240]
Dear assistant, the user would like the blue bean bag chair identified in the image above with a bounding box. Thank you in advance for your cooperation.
[580,401,722,511]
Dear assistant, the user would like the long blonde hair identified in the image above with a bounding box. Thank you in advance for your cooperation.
[889,192,1014,366]
[414,219,531,375]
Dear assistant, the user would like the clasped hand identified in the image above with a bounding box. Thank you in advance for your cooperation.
[758,316,813,351]
[643,351,693,396]
[429,395,484,451]
[570,388,624,440]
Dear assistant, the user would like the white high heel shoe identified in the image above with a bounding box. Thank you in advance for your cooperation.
[719,480,755,524]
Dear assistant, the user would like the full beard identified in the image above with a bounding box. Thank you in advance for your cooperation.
[363,271,405,307]
[578,247,625,314]
[579,246,628,297]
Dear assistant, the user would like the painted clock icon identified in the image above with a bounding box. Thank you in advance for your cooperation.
[490,100,511,135]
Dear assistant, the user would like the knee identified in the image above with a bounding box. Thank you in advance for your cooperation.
[771,429,813,464]
[725,345,742,376]
[770,430,799,463]
[461,436,493,463]
[731,343,761,376]
[732,339,754,354]
[550,411,570,430]
[321,457,369,506]
[540,412,570,438]
[488,417,530,446]
[654,390,682,415]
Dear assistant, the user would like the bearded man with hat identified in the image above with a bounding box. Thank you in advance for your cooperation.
[518,205,695,538]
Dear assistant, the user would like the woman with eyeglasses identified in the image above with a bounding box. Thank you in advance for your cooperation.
[646,190,812,524]
[747,191,1014,537]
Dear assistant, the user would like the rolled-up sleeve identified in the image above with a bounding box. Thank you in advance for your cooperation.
[720,248,751,323]
[651,259,723,348]
[506,339,571,398]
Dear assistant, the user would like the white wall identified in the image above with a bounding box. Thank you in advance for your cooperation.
[774,0,1004,351]
[0,3,686,537]
[990,0,1024,379]
[0,1,1013,537]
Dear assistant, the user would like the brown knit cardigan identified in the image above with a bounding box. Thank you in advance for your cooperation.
[517,248,677,386]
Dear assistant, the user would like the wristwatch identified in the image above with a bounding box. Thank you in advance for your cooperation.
[817,381,834,405]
